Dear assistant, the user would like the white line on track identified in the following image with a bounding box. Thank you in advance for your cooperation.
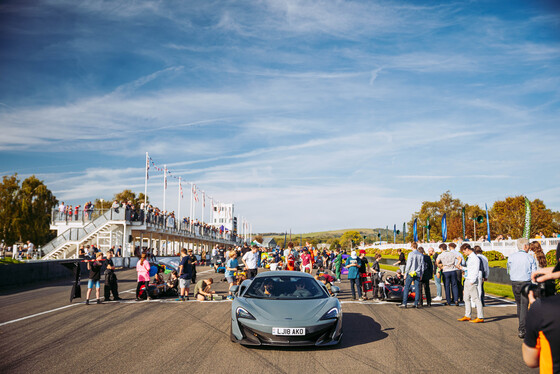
[0,304,81,327]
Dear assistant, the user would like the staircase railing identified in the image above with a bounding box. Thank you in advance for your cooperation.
[42,208,126,258]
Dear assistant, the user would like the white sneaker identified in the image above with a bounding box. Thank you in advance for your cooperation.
[433,296,442,301]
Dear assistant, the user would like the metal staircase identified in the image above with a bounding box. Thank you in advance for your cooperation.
[42,209,126,260]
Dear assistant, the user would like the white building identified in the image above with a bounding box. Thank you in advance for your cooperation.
[213,203,234,232]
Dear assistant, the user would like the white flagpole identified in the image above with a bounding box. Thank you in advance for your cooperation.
[177,177,181,227]
[144,152,149,215]
[189,182,194,232]
[163,164,167,213]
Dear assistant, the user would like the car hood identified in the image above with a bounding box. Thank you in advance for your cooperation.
[238,297,336,322]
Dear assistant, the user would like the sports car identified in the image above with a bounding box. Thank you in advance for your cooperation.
[230,271,342,346]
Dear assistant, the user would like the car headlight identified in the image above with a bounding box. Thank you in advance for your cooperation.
[236,307,256,320]
[320,307,340,320]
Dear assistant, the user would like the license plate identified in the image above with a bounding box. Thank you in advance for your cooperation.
[272,327,305,336]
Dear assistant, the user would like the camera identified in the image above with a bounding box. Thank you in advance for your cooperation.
[520,275,546,299]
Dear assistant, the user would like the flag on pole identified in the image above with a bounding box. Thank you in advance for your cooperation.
[485,203,491,242]
[523,197,531,239]
[393,224,396,244]
[179,182,183,199]
[442,213,447,242]
[413,218,418,242]
[192,184,198,202]
[202,191,206,207]
[461,207,465,240]
[146,155,150,180]
[164,166,167,189]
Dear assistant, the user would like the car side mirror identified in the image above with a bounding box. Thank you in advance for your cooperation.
[331,286,340,296]
[230,285,239,294]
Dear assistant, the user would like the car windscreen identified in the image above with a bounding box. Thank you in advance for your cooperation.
[244,275,328,299]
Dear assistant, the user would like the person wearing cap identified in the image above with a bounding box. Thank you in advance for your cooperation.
[399,242,424,309]
[345,251,363,301]
[507,237,537,338]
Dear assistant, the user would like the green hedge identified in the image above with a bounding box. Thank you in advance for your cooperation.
[364,248,411,257]
[546,250,557,266]
[483,250,505,261]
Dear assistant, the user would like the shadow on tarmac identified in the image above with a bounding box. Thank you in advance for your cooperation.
[248,312,388,351]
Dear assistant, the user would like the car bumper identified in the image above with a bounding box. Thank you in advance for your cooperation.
[231,317,342,346]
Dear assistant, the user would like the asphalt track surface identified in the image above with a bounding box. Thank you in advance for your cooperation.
[0,266,535,374]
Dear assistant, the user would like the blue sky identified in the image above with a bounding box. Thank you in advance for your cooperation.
[1,0,559,233]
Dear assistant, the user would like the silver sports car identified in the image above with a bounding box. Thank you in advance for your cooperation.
[230,271,342,346]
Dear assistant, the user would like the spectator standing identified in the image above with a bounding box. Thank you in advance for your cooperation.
[418,247,433,307]
[104,250,121,301]
[86,252,104,305]
[530,241,556,297]
[399,242,424,309]
[358,250,370,299]
[345,251,363,301]
[225,251,239,300]
[449,243,464,302]
[177,249,193,301]
[507,238,537,338]
[136,253,151,301]
[300,248,312,273]
[457,244,484,323]
[370,254,382,299]
[334,249,342,283]
[436,243,462,306]
[188,249,197,283]
[26,241,34,259]
[474,246,490,306]
[242,245,259,279]
[394,249,407,274]
[429,247,443,301]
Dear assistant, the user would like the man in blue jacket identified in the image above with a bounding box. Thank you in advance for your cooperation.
[345,251,363,301]
[399,242,425,309]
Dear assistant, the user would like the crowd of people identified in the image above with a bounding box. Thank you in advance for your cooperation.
[76,237,560,372]
[54,200,239,243]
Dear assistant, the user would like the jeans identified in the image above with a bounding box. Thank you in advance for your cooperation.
[402,275,421,306]
[349,278,362,299]
[512,281,531,332]
[443,271,458,304]
[435,272,442,297]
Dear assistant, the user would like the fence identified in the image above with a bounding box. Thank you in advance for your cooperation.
[369,238,559,256]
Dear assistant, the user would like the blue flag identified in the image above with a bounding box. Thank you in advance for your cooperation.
[485,203,491,242]
[413,218,418,242]
[393,224,396,244]
[442,213,447,242]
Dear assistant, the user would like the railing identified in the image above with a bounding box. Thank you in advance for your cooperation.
[144,211,241,244]
[369,237,560,256]
[43,209,126,258]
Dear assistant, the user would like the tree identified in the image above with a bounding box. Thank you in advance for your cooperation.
[329,239,340,251]
[253,235,263,244]
[339,230,362,250]
[112,190,149,208]
[406,191,465,242]
[0,174,57,246]
[491,196,558,239]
